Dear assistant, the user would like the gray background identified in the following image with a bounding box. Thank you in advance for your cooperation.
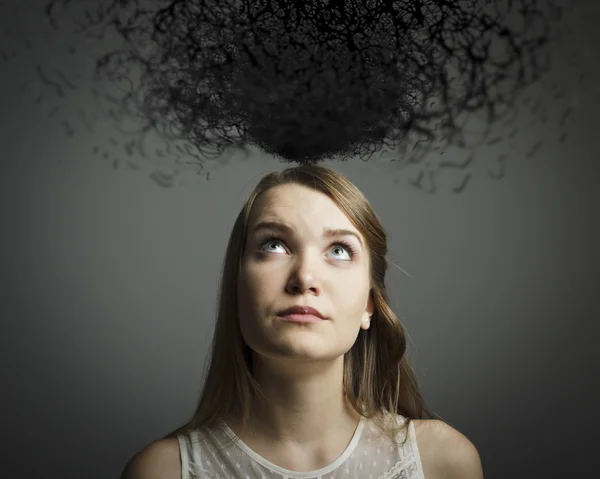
[1,1,598,478]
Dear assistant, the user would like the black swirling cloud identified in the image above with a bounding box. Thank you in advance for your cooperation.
[3,0,588,192]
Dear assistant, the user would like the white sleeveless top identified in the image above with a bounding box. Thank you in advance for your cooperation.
[176,413,425,479]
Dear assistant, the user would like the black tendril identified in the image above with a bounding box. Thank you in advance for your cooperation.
[6,0,579,191]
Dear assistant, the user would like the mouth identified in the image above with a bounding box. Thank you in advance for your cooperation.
[276,313,325,323]
[276,305,326,319]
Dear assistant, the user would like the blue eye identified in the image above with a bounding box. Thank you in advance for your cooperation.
[258,235,358,260]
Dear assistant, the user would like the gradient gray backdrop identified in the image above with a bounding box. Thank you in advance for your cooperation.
[2,1,599,478]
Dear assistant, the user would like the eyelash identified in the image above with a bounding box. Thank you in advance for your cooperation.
[257,233,358,260]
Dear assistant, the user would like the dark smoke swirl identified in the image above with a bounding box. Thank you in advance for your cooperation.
[30,0,570,189]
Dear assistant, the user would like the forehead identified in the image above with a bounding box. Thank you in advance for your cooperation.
[248,184,356,231]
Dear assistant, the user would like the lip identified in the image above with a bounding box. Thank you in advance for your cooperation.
[276,305,326,319]
[278,314,324,323]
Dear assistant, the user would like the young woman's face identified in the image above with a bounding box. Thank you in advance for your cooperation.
[237,183,373,365]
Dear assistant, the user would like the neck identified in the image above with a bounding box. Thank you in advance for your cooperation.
[231,354,361,448]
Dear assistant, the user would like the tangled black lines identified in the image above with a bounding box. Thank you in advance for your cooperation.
[42,0,562,169]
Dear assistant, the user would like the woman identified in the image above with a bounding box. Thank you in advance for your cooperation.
[121,165,484,479]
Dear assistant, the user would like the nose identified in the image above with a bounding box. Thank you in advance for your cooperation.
[287,280,319,295]
[285,256,321,295]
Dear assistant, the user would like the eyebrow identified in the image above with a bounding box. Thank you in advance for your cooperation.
[251,220,364,247]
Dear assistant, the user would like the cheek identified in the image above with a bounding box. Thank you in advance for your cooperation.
[240,261,261,290]
[335,285,370,316]
[237,265,270,311]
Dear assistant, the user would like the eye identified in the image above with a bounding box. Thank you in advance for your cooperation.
[257,235,358,261]
[260,237,286,254]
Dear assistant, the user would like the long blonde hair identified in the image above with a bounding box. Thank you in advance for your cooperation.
[163,164,441,448]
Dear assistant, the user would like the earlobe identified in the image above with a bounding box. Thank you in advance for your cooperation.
[361,290,374,330]
[367,290,375,316]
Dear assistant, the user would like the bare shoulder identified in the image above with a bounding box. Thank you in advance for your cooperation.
[120,438,181,479]
[412,419,484,479]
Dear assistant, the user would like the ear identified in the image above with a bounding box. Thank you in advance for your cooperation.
[361,289,374,330]
[367,289,374,316]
